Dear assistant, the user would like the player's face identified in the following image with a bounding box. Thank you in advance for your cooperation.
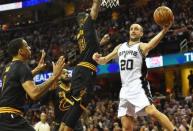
[129,24,143,41]
[60,70,69,80]
[20,40,31,60]
[40,113,47,122]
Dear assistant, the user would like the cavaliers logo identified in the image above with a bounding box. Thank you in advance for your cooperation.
[58,91,74,111]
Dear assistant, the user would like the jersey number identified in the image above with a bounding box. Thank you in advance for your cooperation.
[120,59,133,70]
[77,29,86,52]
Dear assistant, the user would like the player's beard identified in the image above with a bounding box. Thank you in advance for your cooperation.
[60,78,71,85]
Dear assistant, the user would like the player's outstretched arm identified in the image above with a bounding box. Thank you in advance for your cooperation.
[93,44,121,64]
[22,56,65,101]
[140,22,172,55]
[90,0,101,20]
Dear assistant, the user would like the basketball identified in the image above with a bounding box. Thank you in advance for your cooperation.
[153,6,174,26]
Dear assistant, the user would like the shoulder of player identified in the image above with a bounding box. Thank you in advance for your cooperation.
[114,44,122,51]
[20,62,30,69]
[139,42,149,50]
[10,61,27,70]
[116,42,129,49]
[117,43,122,48]
[13,60,27,66]
[14,61,31,73]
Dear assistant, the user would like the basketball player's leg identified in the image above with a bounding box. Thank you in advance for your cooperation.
[62,87,92,131]
[118,98,137,131]
[61,103,82,131]
[62,65,95,131]
[138,80,176,130]
[145,104,176,131]
[0,114,35,131]
[121,115,135,131]
[60,114,83,131]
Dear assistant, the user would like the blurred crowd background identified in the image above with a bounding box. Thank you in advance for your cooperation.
[0,0,193,73]
[24,90,193,131]
[0,0,193,130]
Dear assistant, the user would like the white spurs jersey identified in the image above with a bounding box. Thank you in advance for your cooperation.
[118,42,148,88]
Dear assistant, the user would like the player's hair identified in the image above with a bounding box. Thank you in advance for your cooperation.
[8,38,24,57]
[130,23,143,32]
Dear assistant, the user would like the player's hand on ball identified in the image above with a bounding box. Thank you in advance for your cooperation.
[153,6,174,28]
[163,21,173,33]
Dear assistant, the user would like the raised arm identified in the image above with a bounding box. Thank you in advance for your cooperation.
[90,0,101,20]
[22,56,65,101]
[31,50,46,76]
[93,44,121,64]
[140,23,172,55]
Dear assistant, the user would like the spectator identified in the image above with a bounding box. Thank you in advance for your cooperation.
[187,70,193,94]
[34,112,51,131]
[179,119,190,131]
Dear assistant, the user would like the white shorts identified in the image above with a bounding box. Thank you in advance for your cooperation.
[118,85,152,118]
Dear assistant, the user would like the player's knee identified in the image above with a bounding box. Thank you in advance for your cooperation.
[121,120,134,131]
[72,88,92,106]
[121,116,134,131]
[122,127,133,131]
[122,122,134,131]
[145,105,159,118]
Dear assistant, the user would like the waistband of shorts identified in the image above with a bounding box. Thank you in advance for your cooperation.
[77,62,97,72]
[0,107,23,115]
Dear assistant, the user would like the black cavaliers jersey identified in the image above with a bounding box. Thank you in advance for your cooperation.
[77,15,100,66]
[40,83,72,123]
[0,60,33,111]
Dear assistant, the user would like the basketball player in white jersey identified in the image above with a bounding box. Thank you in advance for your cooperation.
[92,23,177,131]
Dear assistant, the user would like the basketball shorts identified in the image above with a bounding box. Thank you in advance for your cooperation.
[118,79,153,117]
[0,113,35,131]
